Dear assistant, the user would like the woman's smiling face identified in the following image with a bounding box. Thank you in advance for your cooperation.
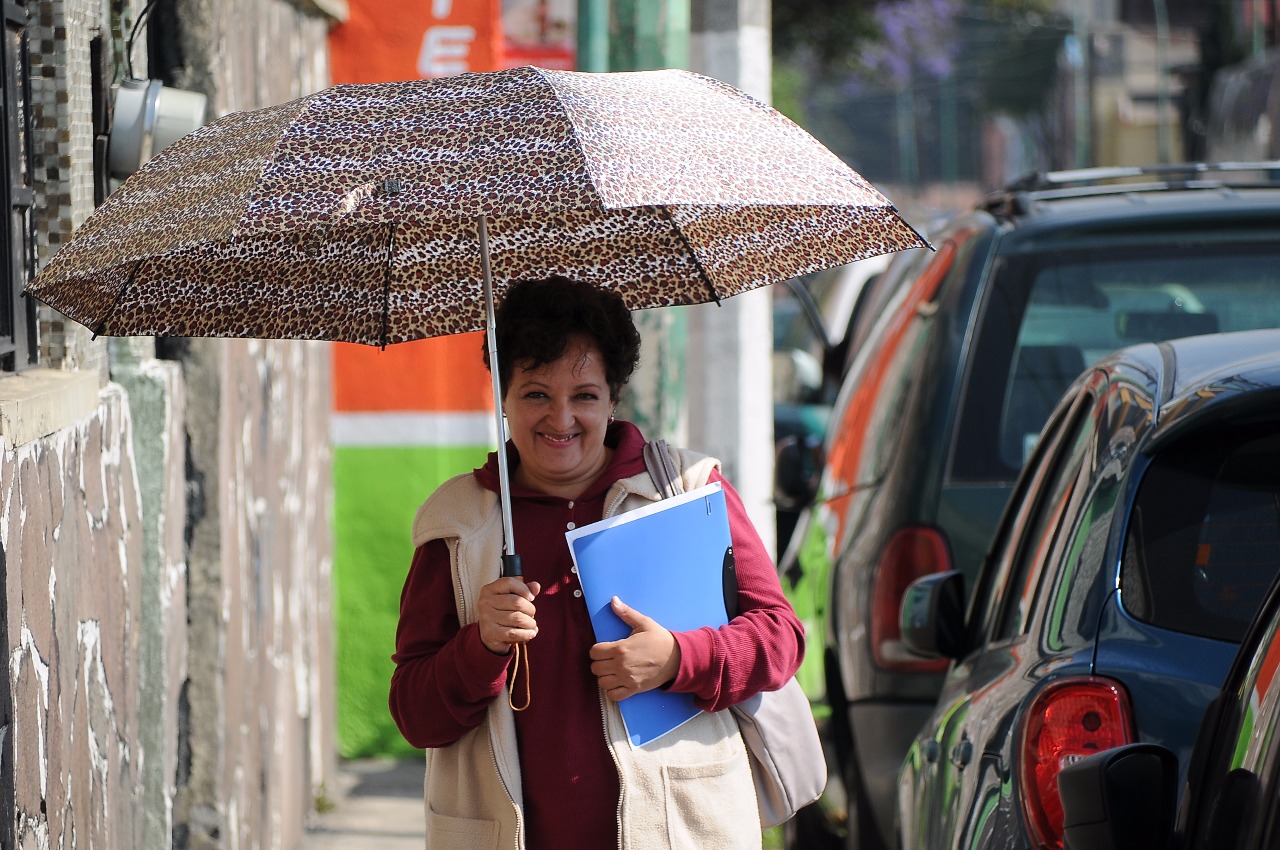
[504,334,615,500]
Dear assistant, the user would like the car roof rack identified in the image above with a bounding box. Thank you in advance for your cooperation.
[980,161,1280,219]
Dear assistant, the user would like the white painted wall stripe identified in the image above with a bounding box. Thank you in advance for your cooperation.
[331,411,498,447]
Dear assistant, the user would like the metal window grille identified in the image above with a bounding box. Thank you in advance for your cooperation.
[0,0,35,371]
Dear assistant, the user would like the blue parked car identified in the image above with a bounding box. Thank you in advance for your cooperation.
[1057,564,1280,850]
[897,329,1280,850]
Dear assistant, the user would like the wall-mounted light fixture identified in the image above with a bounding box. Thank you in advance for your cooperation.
[108,78,208,180]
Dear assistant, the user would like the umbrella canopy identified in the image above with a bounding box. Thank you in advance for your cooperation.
[28,66,925,345]
[29,65,927,582]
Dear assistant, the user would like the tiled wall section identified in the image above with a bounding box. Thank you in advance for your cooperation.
[28,0,130,375]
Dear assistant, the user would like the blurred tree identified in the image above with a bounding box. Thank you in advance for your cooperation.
[774,0,1070,185]
[959,3,1069,117]
[772,0,878,70]
[773,0,1059,74]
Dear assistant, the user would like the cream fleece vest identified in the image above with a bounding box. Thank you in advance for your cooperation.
[410,444,762,849]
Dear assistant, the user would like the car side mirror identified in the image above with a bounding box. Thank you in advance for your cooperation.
[900,571,966,660]
[1057,743,1178,850]
[774,434,821,509]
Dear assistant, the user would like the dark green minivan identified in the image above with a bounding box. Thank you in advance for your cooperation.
[777,163,1280,850]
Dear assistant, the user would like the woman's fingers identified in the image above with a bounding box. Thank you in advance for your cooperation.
[477,578,541,654]
[588,599,680,699]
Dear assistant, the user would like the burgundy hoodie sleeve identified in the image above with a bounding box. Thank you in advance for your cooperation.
[667,471,806,712]
[389,539,512,748]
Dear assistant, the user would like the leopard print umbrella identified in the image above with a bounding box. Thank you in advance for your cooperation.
[28,66,926,346]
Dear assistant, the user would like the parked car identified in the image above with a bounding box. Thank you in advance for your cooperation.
[896,329,1280,850]
[775,163,1280,850]
[1057,555,1280,850]
[773,253,894,553]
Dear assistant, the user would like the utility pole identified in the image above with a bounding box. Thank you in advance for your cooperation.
[1153,0,1171,163]
[577,0,609,70]
[579,1,692,443]
[1071,0,1092,167]
[687,0,776,555]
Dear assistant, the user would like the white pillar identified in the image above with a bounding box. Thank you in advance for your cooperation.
[687,0,777,557]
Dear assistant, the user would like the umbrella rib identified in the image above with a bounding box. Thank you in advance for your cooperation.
[94,258,145,338]
[381,222,396,349]
[656,205,721,304]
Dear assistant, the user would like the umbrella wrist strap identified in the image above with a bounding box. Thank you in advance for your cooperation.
[508,644,531,711]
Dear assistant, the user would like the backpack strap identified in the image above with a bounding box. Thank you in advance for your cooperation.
[643,439,684,498]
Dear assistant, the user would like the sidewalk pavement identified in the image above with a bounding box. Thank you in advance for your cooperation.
[302,758,425,849]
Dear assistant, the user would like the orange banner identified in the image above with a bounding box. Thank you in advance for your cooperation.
[329,1,503,414]
[329,0,503,85]
[332,335,493,413]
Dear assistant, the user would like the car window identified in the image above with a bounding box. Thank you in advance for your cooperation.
[867,234,983,482]
[1121,425,1280,642]
[953,240,1280,484]
[1042,380,1148,651]
[819,237,961,498]
[994,390,1101,641]
[966,388,1081,642]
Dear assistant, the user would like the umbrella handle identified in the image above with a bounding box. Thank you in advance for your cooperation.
[480,215,532,709]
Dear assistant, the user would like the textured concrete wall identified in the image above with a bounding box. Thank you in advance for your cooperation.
[170,339,334,850]
[5,385,147,849]
[111,338,190,850]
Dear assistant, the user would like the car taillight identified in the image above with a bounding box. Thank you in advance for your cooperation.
[1018,677,1135,850]
[870,526,950,671]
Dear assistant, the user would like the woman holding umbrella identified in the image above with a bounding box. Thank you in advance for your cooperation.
[389,276,805,849]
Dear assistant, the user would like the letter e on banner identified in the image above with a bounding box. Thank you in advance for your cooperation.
[329,0,501,84]
[419,26,476,77]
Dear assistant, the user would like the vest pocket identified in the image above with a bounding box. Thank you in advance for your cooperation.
[426,807,499,850]
[662,756,760,848]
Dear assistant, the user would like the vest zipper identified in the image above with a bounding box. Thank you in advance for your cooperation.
[488,739,523,848]
[603,488,628,518]
[599,691,626,850]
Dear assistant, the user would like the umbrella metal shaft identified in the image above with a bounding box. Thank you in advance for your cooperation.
[480,215,522,577]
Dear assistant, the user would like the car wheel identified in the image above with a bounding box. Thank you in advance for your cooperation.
[844,756,888,850]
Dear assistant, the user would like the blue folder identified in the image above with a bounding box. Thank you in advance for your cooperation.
[566,482,736,746]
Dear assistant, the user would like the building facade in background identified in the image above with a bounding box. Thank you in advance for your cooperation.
[4,0,340,847]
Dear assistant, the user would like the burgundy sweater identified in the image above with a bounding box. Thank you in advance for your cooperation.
[389,421,804,849]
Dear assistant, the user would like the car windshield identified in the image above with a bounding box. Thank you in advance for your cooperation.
[955,240,1280,481]
[1121,426,1280,643]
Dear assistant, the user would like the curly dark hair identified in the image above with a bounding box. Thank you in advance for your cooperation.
[483,277,642,401]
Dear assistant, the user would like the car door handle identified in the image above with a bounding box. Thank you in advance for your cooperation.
[949,738,973,768]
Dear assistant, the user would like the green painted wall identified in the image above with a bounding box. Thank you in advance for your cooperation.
[333,444,490,757]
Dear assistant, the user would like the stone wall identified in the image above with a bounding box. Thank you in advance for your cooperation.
[5,385,147,849]
[168,337,334,850]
